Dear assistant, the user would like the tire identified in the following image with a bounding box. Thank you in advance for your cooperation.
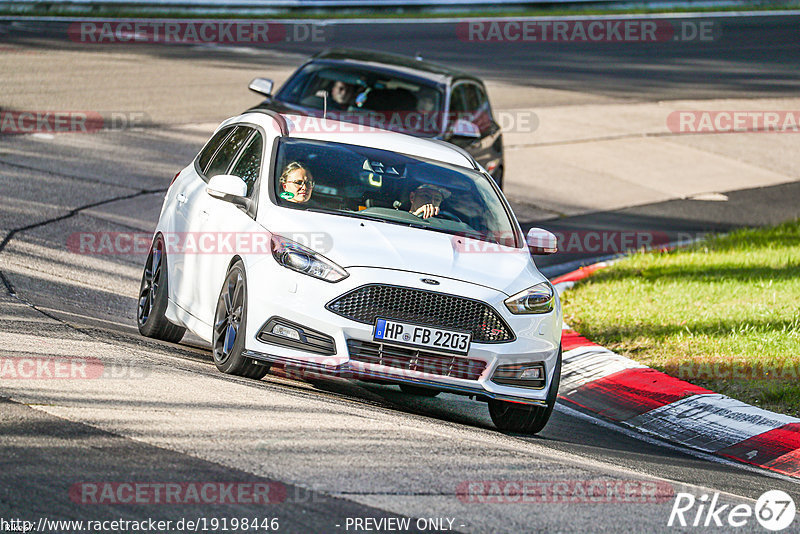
[399,384,440,397]
[137,235,186,343]
[212,261,269,380]
[488,345,562,434]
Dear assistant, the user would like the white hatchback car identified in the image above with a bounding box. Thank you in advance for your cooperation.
[137,110,562,434]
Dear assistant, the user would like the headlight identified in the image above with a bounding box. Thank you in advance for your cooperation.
[271,234,348,282]
[504,282,554,314]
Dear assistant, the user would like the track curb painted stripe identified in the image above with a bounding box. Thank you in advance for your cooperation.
[552,261,800,479]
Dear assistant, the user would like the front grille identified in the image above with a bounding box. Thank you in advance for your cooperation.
[327,284,514,343]
[347,340,487,381]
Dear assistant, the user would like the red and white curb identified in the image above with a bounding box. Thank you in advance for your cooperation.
[552,262,800,479]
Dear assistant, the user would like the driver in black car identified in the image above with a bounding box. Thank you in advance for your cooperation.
[330,80,356,110]
[409,184,451,219]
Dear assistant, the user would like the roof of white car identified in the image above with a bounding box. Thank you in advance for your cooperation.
[233,111,477,170]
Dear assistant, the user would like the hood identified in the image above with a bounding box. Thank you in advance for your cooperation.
[265,209,546,296]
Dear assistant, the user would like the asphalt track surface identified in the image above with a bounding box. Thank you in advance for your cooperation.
[1,14,800,533]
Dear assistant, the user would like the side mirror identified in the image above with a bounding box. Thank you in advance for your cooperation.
[249,77,274,97]
[451,118,481,139]
[526,227,557,255]
[207,174,248,207]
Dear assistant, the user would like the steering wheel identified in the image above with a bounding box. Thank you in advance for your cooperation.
[435,210,462,222]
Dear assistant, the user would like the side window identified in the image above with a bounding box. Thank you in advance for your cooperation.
[205,126,252,180]
[451,83,492,134]
[469,84,493,133]
[229,132,263,197]
[450,85,469,116]
[197,127,233,173]
[473,85,492,116]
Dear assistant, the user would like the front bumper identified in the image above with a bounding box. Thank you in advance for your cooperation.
[243,349,548,407]
[243,265,562,404]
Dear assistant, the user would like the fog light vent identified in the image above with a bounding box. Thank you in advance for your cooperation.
[491,362,546,389]
[257,317,336,355]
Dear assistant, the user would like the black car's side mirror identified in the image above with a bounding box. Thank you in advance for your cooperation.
[450,118,481,139]
[249,78,274,97]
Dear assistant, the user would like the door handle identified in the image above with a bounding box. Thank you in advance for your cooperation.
[176,193,188,204]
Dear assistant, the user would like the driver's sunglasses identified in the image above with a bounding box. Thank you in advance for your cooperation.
[418,191,444,204]
[285,179,314,188]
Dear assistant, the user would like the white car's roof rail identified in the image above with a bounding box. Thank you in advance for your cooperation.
[243,109,289,135]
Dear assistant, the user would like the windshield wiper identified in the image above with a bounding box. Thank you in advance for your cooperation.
[306,208,424,228]
[306,208,384,223]
[305,207,342,216]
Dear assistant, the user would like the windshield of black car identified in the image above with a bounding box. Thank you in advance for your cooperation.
[272,138,518,247]
[276,63,445,137]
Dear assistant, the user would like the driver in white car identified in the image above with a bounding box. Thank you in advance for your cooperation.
[409,184,451,219]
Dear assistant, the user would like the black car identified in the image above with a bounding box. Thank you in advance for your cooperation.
[247,48,504,189]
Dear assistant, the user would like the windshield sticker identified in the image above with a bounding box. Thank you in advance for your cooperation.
[364,160,401,176]
[280,191,295,200]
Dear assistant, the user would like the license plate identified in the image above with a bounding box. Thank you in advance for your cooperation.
[373,318,471,355]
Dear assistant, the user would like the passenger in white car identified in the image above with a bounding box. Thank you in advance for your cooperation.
[279,161,314,204]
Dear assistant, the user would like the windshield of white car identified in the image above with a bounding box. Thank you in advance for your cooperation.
[272,138,519,248]
[276,64,445,137]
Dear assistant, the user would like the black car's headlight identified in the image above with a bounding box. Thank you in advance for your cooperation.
[271,234,348,282]
[504,282,555,314]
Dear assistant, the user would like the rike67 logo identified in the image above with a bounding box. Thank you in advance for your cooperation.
[668,490,796,531]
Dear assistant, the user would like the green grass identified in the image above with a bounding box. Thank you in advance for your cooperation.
[562,219,800,416]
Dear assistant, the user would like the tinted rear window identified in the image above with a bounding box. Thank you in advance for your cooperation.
[197,127,233,173]
[205,126,252,179]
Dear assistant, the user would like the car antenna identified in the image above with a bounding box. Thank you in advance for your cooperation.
[315,90,328,119]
